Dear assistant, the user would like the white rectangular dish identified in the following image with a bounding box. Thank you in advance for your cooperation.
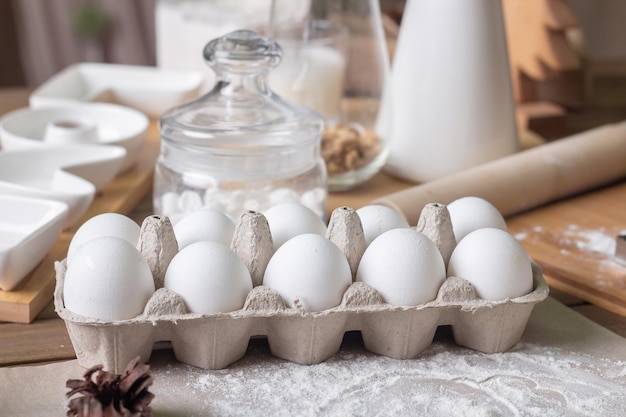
[30,63,204,118]
[0,195,67,291]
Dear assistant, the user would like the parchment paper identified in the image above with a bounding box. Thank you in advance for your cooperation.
[1,297,625,417]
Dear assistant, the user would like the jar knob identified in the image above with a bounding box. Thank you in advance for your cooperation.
[203,30,282,75]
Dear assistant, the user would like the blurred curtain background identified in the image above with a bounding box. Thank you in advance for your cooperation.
[0,0,400,88]
[3,0,155,87]
[2,0,626,94]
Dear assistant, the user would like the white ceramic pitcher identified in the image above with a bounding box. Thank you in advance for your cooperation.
[384,0,518,183]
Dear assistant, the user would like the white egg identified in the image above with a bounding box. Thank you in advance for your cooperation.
[356,204,410,245]
[263,202,327,250]
[173,208,235,249]
[67,213,140,265]
[447,196,507,243]
[447,228,533,301]
[356,228,446,306]
[63,236,155,321]
[164,241,252,314]
[263,233,351,312]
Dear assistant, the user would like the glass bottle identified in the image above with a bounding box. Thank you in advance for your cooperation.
[154,30,327,223]
[267,0,392,191]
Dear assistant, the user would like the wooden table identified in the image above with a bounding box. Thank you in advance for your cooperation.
[1,87,625,368]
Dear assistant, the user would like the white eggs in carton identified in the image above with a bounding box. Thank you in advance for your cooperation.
[263,202,328,249]
[356,204,410,245]
[63,236,154,321]
[55,199,549,373]
[66,212,140,265]
[264,233,352,312]
[172,208,235,249]
[357,228,446,306]
[448,228,534,301]
[446,196,508,242]
[164,241,252,314]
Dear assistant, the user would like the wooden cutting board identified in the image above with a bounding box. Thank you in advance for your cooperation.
[0,125,160,323]
[507,180,626,316]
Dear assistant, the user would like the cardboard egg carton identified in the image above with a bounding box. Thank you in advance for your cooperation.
[54,206,549,373]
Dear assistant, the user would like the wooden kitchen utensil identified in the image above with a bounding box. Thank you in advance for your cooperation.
[375,123,626,225]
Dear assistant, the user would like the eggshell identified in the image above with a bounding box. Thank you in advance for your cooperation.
[263,202,327,250]
[164,241,252,314]
[356,228,446,306]
[67,213,140,265]
[63,236,155,321]
[173,208,235,249]
[447,196,507,243]
[263,233,352,312]
[447,228,533,301]
[356,204,410,245]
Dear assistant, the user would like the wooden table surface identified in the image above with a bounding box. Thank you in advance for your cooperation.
[1,87,625,368]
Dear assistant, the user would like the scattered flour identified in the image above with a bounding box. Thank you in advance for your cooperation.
[514,227,543,242]
[150,339,626,417]
[517,224,626,258]
[563,225,621,256]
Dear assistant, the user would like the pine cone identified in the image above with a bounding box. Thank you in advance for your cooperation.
[66,357,154,417]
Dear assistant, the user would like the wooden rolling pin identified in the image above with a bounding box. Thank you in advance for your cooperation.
[373,123,626,225]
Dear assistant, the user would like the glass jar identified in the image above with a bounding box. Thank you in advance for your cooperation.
[267,0,392,191]
[153,30,327,223]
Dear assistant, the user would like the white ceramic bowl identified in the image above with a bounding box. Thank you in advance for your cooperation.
[29,63,203,118]
[0,195,68,291]
[0,103,148,172]
[0,145,126,227]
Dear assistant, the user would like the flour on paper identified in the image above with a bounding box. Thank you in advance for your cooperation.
[153,340,626,417]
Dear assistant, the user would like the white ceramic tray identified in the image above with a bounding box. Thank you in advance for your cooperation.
[0,103,148,172]
[0,195,67,291]
[29,63,203,118]
[0,145,126,227]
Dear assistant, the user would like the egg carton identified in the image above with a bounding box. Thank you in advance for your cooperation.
[54,206,549,373]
